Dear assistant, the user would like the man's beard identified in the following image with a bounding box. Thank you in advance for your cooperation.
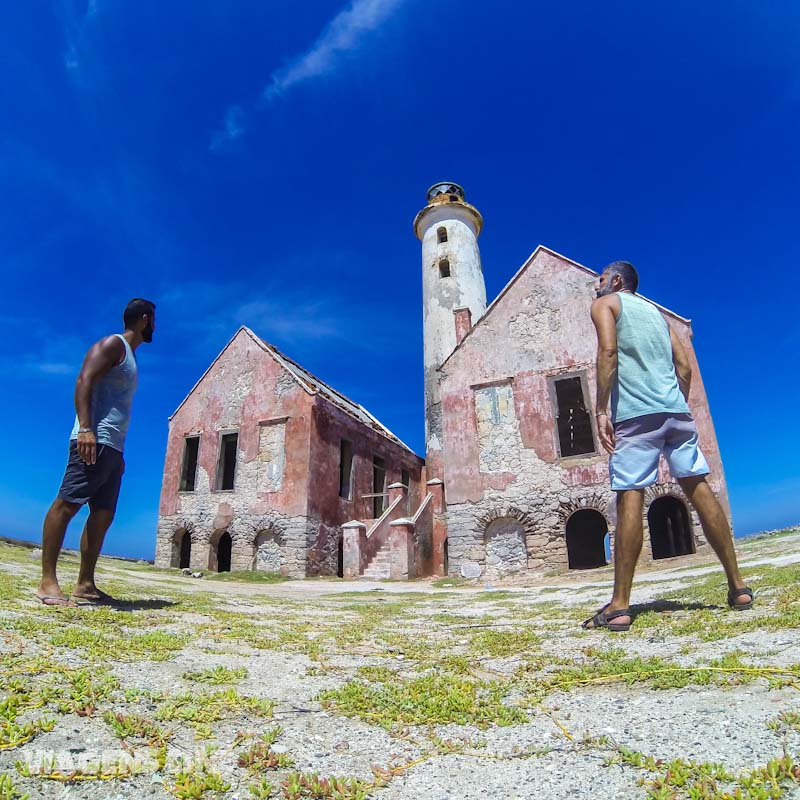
[142,324,154,343]
[596,283,616,298]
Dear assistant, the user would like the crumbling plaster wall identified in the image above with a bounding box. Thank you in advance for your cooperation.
[439,248,725,577]
[155,330,313,577]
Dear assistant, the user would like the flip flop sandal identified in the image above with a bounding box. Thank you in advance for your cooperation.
[35,594,77,608]
[582,605,632,632]
[727,586,754,611]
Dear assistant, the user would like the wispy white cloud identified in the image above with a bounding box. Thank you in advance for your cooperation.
[36,362,76,376]
[210,0,405,150]
[158,275,403,358]
[62,0,100,75]
[0,321,86,380]
[210,105,247,151]
[263,0,405,102]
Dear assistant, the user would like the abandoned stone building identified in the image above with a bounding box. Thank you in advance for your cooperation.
[155,182,730,579]
[154,329,425,577]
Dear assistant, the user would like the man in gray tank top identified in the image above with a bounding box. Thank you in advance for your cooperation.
[583,262,751,631]
[35,299,156,606]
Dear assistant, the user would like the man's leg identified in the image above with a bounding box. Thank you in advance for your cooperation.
[73,509,115,600]
[38,498,81,601]
[606,489,645,624]
[677,475,749,606]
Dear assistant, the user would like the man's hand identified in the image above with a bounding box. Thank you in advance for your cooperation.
[77,430,97,465]
[597,414,615,454]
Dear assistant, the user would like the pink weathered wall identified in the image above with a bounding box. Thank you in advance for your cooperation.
[159,330,312,518]
[155,329,315,574]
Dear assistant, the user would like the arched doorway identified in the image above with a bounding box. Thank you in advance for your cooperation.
[648,496,694,559]
[485,518,527,575]
[566,509,608,569]
[210,531,233,573]
[170,528,192,569]
[179,531,191,569]
[217,532,232,572]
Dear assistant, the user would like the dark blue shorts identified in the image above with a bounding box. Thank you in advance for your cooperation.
[57,441,125,512]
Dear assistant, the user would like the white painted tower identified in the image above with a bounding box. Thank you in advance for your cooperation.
[414,182,487,477]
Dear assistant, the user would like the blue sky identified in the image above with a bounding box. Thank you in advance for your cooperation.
[3,1,798,560]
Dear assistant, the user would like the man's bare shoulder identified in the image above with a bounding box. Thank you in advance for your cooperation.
[85,334,125,365]
[591,294,621,317]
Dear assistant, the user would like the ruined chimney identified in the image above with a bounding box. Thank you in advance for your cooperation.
[454,307,473,345]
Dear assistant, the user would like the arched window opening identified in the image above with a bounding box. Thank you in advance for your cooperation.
[566,509,608,569]
[437,226,448,244]
[439,258,450,278]
[648,496,694,559]
[485,517,527,574]
[254,530,282,573]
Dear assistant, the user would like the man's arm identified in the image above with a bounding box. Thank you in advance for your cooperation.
[590,295,620,454]
[669,324,692,402]
[74,336,125,464]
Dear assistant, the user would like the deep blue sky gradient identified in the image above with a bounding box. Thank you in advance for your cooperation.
[3,1,799,559]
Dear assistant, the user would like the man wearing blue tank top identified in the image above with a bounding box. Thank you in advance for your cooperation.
[36,298,155,607]
[583,262,751,631]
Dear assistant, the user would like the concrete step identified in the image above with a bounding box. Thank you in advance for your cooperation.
[361,544,392,579]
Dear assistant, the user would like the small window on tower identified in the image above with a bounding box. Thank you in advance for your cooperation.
[439,258,451,278]
[437,226,448,244]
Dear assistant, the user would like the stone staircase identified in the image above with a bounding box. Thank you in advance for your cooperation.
[360,541,391,580]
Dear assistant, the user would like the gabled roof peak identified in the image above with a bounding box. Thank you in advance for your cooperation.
[170,326,416,454]
[438,245,691,370]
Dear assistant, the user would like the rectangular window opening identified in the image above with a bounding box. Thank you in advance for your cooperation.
[339,440,353,500]
[372,456,386,518]
[554,377,595,457]
[179,436,200,492]
[216,432,238,490]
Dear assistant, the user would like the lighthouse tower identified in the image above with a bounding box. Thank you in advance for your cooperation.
[414,182,487,479]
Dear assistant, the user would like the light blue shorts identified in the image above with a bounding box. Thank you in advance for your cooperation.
[609,412,709,491]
